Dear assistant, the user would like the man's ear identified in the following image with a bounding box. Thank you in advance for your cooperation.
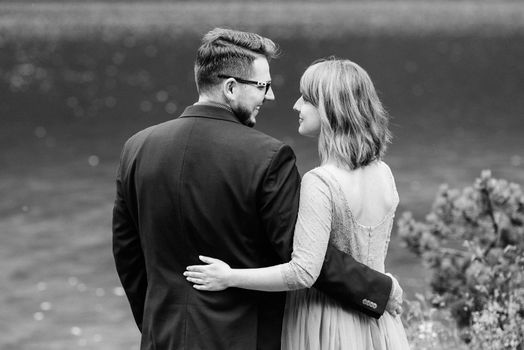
[223,78,237,102]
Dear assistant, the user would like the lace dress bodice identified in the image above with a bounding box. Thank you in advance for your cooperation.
[279,163,410,350]
[324,166,399,273]
[280,162,399,288]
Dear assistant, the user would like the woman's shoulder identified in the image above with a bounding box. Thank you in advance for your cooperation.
[376,160,396,184]
[301,166,348,198]
[306,161,397,193]
[301,166,335,189]
[377,160,393,173]
[299,168,335,204]
[302,166,334,182]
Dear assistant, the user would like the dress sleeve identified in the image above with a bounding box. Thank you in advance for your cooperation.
[279,171,332,289]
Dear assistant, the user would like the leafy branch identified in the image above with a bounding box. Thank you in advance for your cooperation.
[398,170,524,348]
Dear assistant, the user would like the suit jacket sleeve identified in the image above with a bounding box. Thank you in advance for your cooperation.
[112,144,148,331]
[258,145,392,319]
[257,144,301,262]
[313,245,392,318]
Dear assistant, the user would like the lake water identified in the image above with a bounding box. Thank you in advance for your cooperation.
[3,34,523,203]
[1,34,523,294]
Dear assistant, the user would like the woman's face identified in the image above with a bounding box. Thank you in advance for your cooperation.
[294,95,321,137]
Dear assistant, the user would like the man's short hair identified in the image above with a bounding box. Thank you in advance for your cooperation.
[194,28,279,94]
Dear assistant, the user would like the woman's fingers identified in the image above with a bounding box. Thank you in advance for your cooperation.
[185,276,220,291]
[187,257,222,272]
[193,284,206,290]
[184,271,218,289]
[186,276,205,285]
[193,283,214,291]
[199,255,221,264]
[186,265,208,273]
[183,271,204,279]
[184,255,230,292]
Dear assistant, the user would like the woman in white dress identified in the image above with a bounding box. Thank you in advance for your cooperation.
[184,58,410,350]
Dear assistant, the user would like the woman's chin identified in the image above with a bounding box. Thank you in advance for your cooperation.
[298,128,318,138]
[298,127,306,136]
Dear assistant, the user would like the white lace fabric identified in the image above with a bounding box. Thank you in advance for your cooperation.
[277,162,410,350]
[280,162,399,288]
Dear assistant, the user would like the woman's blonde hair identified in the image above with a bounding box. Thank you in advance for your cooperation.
[300,58,391,169]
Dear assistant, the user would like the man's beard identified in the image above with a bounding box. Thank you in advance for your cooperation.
[233,104,256,128]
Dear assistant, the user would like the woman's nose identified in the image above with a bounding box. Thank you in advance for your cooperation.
[293,97,302,112]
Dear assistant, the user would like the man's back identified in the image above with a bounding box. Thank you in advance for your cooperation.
[114,104,300,349]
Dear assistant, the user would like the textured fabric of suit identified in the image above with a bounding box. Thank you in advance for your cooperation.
[113,104,299,350]
[112,104,392,350]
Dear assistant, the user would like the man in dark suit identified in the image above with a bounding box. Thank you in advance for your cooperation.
[112,28,402,350]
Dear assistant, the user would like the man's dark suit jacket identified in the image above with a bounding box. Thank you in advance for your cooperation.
[112,104,392,350]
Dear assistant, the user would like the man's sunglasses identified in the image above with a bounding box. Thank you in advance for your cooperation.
[218,74,272,94]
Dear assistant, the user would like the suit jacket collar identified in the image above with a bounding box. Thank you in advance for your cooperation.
[179,103,242,125]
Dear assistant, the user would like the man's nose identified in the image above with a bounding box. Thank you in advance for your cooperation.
[264,86,275,101]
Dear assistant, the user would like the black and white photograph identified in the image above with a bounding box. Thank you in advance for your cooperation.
[1,0,523,349]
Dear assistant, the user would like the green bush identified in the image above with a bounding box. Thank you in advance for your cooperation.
[398,170,524,347]
[401,293,466,349]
